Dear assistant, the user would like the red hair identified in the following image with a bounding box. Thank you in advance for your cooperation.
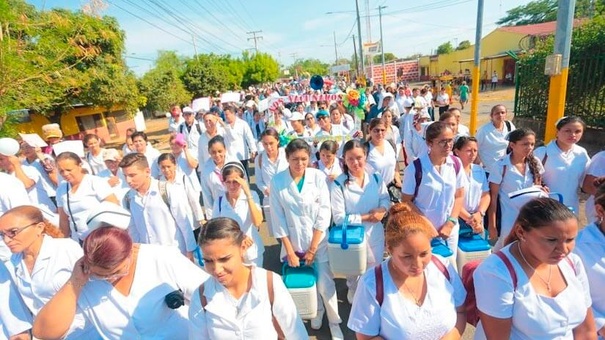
[83,227,132,270]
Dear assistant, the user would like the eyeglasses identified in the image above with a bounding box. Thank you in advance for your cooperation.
[318,116,329,120]
[436,139,455,147]
[89,258,131,282]
[0,221,40,239]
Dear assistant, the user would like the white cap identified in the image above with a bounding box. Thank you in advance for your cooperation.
[182,106,195,115]
[288,111,305,121]
[383,92,394,99]
[507,187,548,210]
[403,98,415,108]
[0,138,20,156]
[86,202,131,232]
[281,108,293,120]
[245,100,255,108]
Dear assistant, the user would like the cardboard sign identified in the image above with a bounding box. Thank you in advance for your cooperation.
[191,97,210,112]
[19,133,48,148]
[52,140,85,158]
[220,92,240,104]
[257,98,270,112]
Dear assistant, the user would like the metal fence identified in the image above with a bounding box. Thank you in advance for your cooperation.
[514,55,605,128]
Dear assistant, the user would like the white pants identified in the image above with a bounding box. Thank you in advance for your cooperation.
[314,261,342,324]
[444,222,460,268]
[346,238,385,294]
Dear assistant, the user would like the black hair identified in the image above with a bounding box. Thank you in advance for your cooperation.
[198,217,245,247]
[208,135,226,151]
[555,116,586,130]
[425,121,451,143]
[319,140,339,154]
[341,139,367,185]
[453,136,478,151]
[260,127,280,141]
[131,131,148,142]
[506,128,541,184]
[221,162,245,179]
[157,153,176,165]
[285,138,311,158]
[55,151,82,165]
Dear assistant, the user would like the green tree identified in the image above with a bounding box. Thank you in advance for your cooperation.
[436,42,454,55]
[335,58,351,65]
[139,51,190,114]
[497,0,605,26]
[182,54,230,98]
[289,58,330,76]
[373,52,397,64]
[456,40,472,51]
[241,51,280,88]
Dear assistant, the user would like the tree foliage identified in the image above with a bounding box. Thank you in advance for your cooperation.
[373,52,397,64]
[436,42,454,55]
[289,58,330,77]
[138,51,191,114]
[456,40,472,51]
[497,0,605,26]
[241,51,280,88]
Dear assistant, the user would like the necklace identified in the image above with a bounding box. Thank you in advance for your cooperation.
[517,242,552,293]
[392,261,423,306]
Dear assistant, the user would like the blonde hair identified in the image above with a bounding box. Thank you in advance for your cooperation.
[385,202,434,249]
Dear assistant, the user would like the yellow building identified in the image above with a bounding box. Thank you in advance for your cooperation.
[419,20,583,85]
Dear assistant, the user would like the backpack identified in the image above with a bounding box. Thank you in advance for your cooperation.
[198,270,285,339]
[412,155,462,199]
[375,255,449,306]
[123,180,170,211]
[461,251,576,326]
[179,122,203,135]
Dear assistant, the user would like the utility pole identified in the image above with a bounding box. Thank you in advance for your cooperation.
[290,52,299,78]
[247,30,263,53]
[378,5,387,85]
[545,0,576,142]
[333,31,339,65]
[355,0,364,76]
[352,35,359,79]
[192,35,198,59]
[470,0,484,136]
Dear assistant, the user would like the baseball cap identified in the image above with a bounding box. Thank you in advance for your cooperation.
[0,138,20,156]
[102,148,121,162]
[288,111,305,121]
[315,109,329,119]
[182,106,194,115]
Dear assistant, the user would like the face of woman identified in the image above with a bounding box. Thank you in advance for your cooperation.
[443,116,458,134]
[0,214,43,254]
[509,134,536,158]
[389,232,432,277]
[57,158,83,184]
[370,123,386,142]
[85,137,101,153]
[454,141,478,165]
[428,128,454,157]
[159,159,176,181]
[490,105,507,124]
[202,238,245,287]
[382,111,393,125]
[344,147,366,176]
[305,115,315,128]
[261,136,279,157]
[104,159,120,173]
[169,141,184,155]
[556,121,584,147]
[132,137,147,153]
[330,109,342,124]
[287,149,310,175]
[209,143,226,166]
[319,150,336,167]
[223,172,242,196]
[518,218,578,265]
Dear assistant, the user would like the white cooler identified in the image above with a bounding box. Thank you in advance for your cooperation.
[282,264,318,319]
[457,234,492,272]
[328,221,366,277]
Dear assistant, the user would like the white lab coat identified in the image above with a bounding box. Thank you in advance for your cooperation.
[188,266,308,340]
[254,148,288,196]
[585,151,605,223]
[0,262,32,340]
[125,178,197,253]
[200,158,240,220]
[85,149,108,175]
[366,141,398,185]
[5,236,97,339]
[197,129,224,170]
[56,174,114,241]
[0,173,30,261]
[223,117,257,161]
[97,168,130,203]
[474,244,591,340]
[573,223,605,332]
[463,164,489,214]
[269,168,331,261]
[212,191,264,267]
[22,157,57,198]
[175,151,202,193]
[143,146,162,178]
[177,121,204,157]
[348,257,466,340]
[475,121,516,171]
[74,244,209,339]
[534,142,590,215]
[11,165,57,213]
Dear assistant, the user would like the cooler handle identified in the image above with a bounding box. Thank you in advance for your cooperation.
[341,214,349,250]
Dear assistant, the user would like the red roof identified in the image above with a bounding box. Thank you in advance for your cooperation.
[498,19,584,36]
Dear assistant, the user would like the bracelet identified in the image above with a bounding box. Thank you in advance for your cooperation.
[478,211,485,217]
[447,217,458,224]
[67,279,86,289]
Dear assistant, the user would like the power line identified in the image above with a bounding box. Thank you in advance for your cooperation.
[247,30,263,53]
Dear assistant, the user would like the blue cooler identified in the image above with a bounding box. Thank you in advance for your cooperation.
[431,238,453,258]
[282,264,318,319]
[328,216,367,277]
[456,234,491,272]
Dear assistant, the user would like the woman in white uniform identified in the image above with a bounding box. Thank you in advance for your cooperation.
[33,225,210,340]
[365,118,401,188]
[55,152,119,241]
[0,205,97,339]
[96,148,130,203]
[487,128,546,249]
[270,139,344,339]
[453,136,490,235]
[0,262,31,340]
[212,162,264,267]
[381,109,402,156]
[83,134,108,176]
[583,150,605,224]
[314,140,343,183]
[158,153,205,226]
[474,197,596,339]
[574,183,605,338]
[348,202,467,339]
[330,139,391,304]
[197,112,224,168]
[534,116,590,215]
[168,133,201,193]
[475,105,516,172]
[200,136,239,220]
[189,217,307,339]
[401,122,467,262]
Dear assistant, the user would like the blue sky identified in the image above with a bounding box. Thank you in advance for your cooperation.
[28,0,533,75]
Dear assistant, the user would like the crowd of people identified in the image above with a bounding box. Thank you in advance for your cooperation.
[0,80,603,340]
